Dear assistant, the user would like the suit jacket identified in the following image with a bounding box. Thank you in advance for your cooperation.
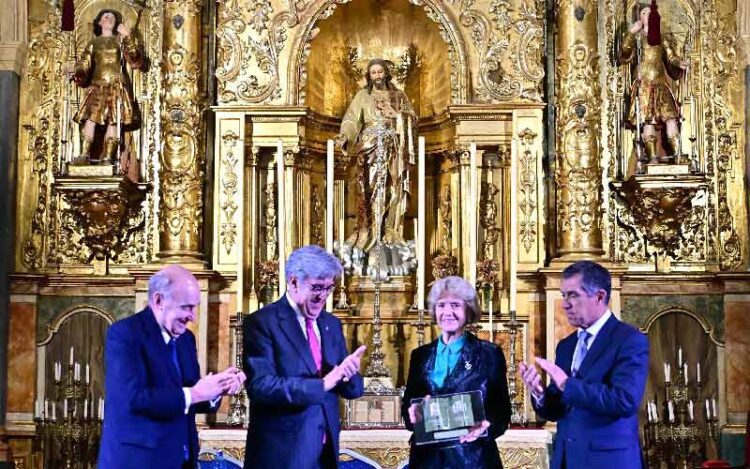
[401,333,511,469]
[98,307,218,469]
[534,314,649,469]
[242,296,364,469]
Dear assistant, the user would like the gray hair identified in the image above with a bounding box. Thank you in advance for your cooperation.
[148,270,174,302]
[285,245,343,282]
[427,276,481,324]
[562,261,611,303]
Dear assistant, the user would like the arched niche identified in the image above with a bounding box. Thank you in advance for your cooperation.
[36,305,114,407]
[290,0,466,116]
[641,307,722,423]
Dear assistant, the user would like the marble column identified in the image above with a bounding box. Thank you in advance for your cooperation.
[553,0,604,260]
[0,0,27,427]
[158,0,206,262]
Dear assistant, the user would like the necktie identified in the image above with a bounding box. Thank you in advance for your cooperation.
[168,338,182,382]
[305,318,322,374]
[571,330,591,377]
[168,337,189,461]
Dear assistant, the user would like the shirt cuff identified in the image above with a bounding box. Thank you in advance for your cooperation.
[210,396,221,408]
[182,388,192,414]
[531,390,545,407]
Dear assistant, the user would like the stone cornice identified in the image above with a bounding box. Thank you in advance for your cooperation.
[0,42,26,74]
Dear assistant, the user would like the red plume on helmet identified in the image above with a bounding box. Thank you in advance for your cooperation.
[647,0,661,46]
[61,0,75,31]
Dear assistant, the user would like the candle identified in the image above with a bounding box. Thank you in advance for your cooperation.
[683,362,688,385]
[100,399,105,421]
[325,140,335,312]
[51,404,56,421]
[417,136,426,311]
[665,362,671,383]
[509,139,518,313]
[70,346,74,366]
[668,401,674,422]
[468,143,478,286]
[84,398,88,420]
[86,363,90,384]
[688,400,694,421]
[64,399,68,417]
[45,398,49,418]
[276,139,286,286]
[651,402,659,422]
[697,362,701,383]
[712,398,717,419]
[34,399,39,418]
[678,347,682,367]
[705,399,711,419]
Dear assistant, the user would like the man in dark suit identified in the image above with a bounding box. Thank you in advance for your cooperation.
[98,265,245,469]
[243,245,366,469]
[520,261,649,469]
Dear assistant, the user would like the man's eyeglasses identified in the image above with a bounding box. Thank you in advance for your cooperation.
[305,282,336,294]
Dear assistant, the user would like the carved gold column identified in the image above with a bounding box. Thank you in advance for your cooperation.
[554,0,604,260]
[158,0,205,261]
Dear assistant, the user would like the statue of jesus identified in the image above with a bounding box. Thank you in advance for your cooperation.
[335,58,417,279]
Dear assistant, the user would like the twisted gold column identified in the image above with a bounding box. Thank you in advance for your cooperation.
[554,0,604,260]
[158,0,205,260]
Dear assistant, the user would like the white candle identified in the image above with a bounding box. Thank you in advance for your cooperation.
[45,398,49,418]
[276,140,286,287]
[665,362,671,383]
[326,140,335,312]
[417,137,426,311]
[697,362,701,383]
[509,138,518,313]
[468,143,478,286]
[51,404,56,421]
[84,398,88,420]
[651,402,659,422]
[86,363,90,384]
[34,399,39,418]
[683,362,688,385]
[688,400,694,421]
[70,346,74,366]
[668,401,674,422]
[678,347,682,367]
[101,399,105,421]
[647,402,654,422]
[64,399,68,417]
[712,398,717,419]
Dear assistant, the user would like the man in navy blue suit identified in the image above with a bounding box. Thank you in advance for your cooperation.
[520,261,649,469]
[243,245,366,469]
[98,265,246,469]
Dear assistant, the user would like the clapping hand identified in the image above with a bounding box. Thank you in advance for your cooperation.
[323,345,366,391]
[407,395,429,424]
[535,357,569,391]
[214,366,246,395]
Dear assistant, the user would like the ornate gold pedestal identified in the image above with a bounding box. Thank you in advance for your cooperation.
[346,276,415,318]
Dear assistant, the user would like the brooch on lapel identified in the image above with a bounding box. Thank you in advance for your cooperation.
[464,361,472,371]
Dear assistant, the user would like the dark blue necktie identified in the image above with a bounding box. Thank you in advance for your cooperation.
[168,337,182,382]
[168,337,189,462]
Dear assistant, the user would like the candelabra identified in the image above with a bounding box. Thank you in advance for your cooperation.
[409,307,427,347]
[643,349,718,469]
[34,354,104,469]
[226,312,249,427]
[503,309,526,426]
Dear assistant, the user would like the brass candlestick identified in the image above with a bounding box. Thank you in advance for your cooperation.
[226,312,249,427]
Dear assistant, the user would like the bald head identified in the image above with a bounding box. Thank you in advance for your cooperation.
[148,265,200,337]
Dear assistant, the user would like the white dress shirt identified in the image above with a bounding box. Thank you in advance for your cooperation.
[286,292,321,342]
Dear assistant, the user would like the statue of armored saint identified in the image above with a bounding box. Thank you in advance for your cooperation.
[620,0,687,165]
[335,58,418,279]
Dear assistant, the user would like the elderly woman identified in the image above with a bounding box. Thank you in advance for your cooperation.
[402,276,511,468]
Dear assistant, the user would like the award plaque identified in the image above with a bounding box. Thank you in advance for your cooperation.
[410,390,486,445]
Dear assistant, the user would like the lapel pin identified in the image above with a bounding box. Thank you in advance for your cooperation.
[464,361,472,371]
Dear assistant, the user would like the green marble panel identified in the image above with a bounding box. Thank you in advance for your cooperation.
[621,295,725,343]
[37,296,135,340]
[720,430,747,467]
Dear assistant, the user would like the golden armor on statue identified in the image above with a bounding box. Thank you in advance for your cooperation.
[68,9,145,173]
[619,0,688,169]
